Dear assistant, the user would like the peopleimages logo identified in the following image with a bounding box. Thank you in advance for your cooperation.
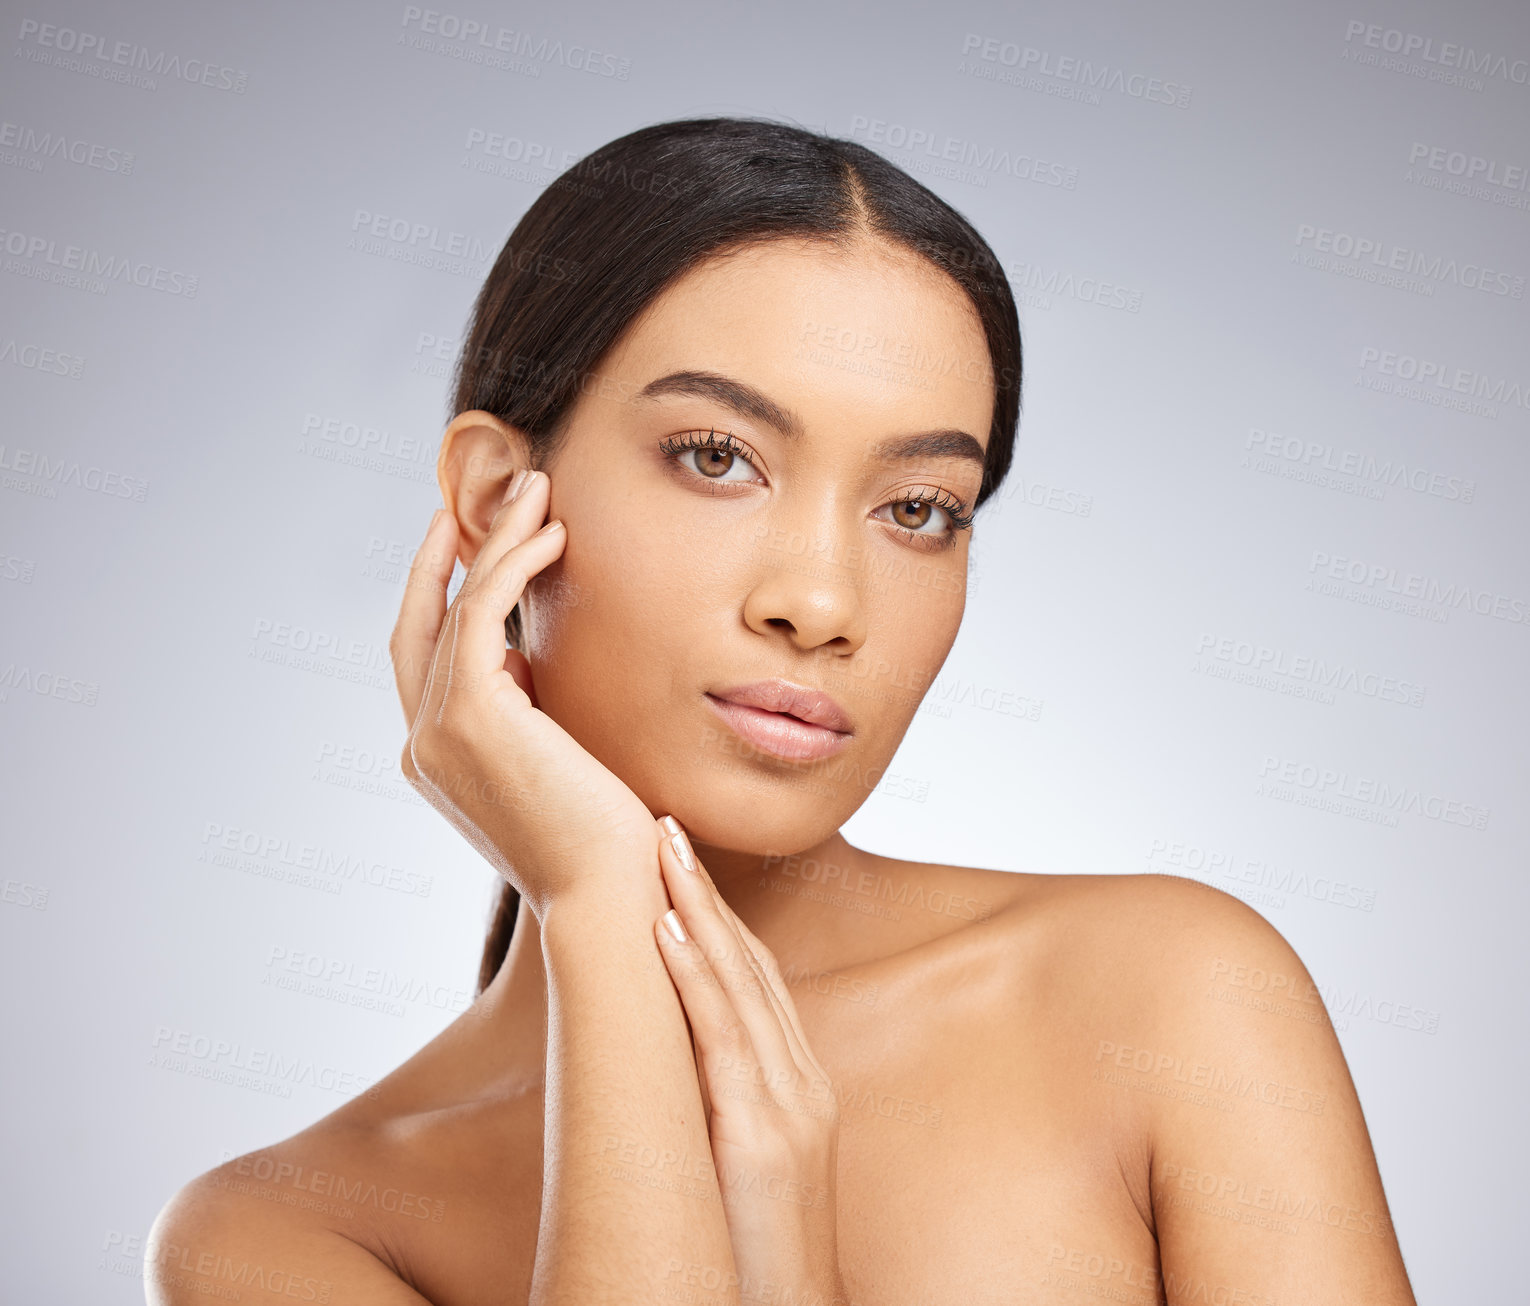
[15,18,248,92]
[1244,426,1476,505]
[0,120,135,174]
[1193,633,1426,707]
[1295,224,1524,298]
[0,227,198,297]
[1343,20,1530,86]
[348,210,495,262]
[0,442,146,499]
[398,6,632,80]
[1356,346,1530,416]
[1258,752,1492,829]
[1407,142,1530,192]
[1308,545,1528,629]
[959,33,1192,108]
[848,116,1080,190]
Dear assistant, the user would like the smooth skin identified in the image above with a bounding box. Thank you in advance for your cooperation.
[146,234,1418,1305]
[652,818,848,1305]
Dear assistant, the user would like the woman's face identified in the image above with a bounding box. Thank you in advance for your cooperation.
[519,234,995,861]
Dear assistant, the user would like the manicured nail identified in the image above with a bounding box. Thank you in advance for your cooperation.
[533,519,564,537]
[669,830,697,873]
[503,469,531,505]
[658,815,681,837]
[662,909,687,943]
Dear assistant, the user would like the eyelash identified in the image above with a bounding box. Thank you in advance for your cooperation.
[657,428,976,546]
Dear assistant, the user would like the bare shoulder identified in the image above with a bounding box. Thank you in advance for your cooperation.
[148,1064,546,1306]
[973,869,1411,1291]
[975,867,1318,1006]
[1033,869,1366,1122]
[867,858,1319,1013]
[1041,870,1336,1055]
[146,1115,436,1306]
[953,866,1358,1118]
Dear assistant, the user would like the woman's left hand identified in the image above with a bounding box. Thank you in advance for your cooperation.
[651,817,852,1306]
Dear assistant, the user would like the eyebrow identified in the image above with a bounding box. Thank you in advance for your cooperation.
[633,369,988,470]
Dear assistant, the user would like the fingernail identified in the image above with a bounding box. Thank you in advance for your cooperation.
[658,815,681,837]
[532,519,564,538]
[662,909,687,943]
[503,469,531,505]
[669,830,697,873]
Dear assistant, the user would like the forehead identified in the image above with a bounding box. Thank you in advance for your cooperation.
[599,236,995,448]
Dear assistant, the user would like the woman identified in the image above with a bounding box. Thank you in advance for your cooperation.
[148,118,1417,1305]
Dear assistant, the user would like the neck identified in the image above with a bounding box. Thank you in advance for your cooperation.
[480,826,886,1035]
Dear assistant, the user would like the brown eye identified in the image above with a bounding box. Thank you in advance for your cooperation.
[696,447,736,478]
[659,430,762,485]
[890,499,933,530]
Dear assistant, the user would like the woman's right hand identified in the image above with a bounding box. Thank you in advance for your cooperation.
[390,470,661,916]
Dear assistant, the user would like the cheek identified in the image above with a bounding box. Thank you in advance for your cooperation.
[534,491,732,649]
[517,497,726,777]
[518,476,968,823]
[522,503,660,688]
[858,550,967,672]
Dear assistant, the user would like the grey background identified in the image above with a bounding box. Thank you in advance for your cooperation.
[2,0,1527,1297]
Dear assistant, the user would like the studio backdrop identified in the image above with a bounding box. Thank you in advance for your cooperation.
[2,0,1526,1299]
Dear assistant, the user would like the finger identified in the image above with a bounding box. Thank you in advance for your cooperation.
[451,472,564,689]
[391,509,458,725]
[503,647,539,710]
[726,913,830,1103]
[730,914,815,1074]
[696,874,808,1072]
[450,520,565,711]
[408,481,521,737]
[657,830,797,1076]
[658,817,773,996]
[660,817,813,1077]
[460,470,554,600]
[731,913,829,1080]
[414,491,564,734]
[645,846,714,1127]
[654,908,738,1124]
[691,1023,713,1128]
[652,816,820,1090]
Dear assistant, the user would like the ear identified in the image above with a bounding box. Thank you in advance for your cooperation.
[436,410,534,570]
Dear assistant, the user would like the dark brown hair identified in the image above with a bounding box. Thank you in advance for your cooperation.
[450,116,1023,995]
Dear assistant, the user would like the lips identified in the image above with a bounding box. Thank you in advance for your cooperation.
[707,680,852,732]
[703,679,853,763]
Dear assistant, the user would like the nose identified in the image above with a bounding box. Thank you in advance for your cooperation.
[741,534,869,655]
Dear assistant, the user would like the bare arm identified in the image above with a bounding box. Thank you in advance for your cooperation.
[531,855,740,1306]
[1138,879,1417,1303]
[145,1168,435,1306]
[383,486,741,1297]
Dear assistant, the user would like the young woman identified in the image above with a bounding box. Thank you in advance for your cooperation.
[148,118,1417,1306]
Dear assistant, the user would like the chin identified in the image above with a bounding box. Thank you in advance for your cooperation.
[640,762,857,862]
